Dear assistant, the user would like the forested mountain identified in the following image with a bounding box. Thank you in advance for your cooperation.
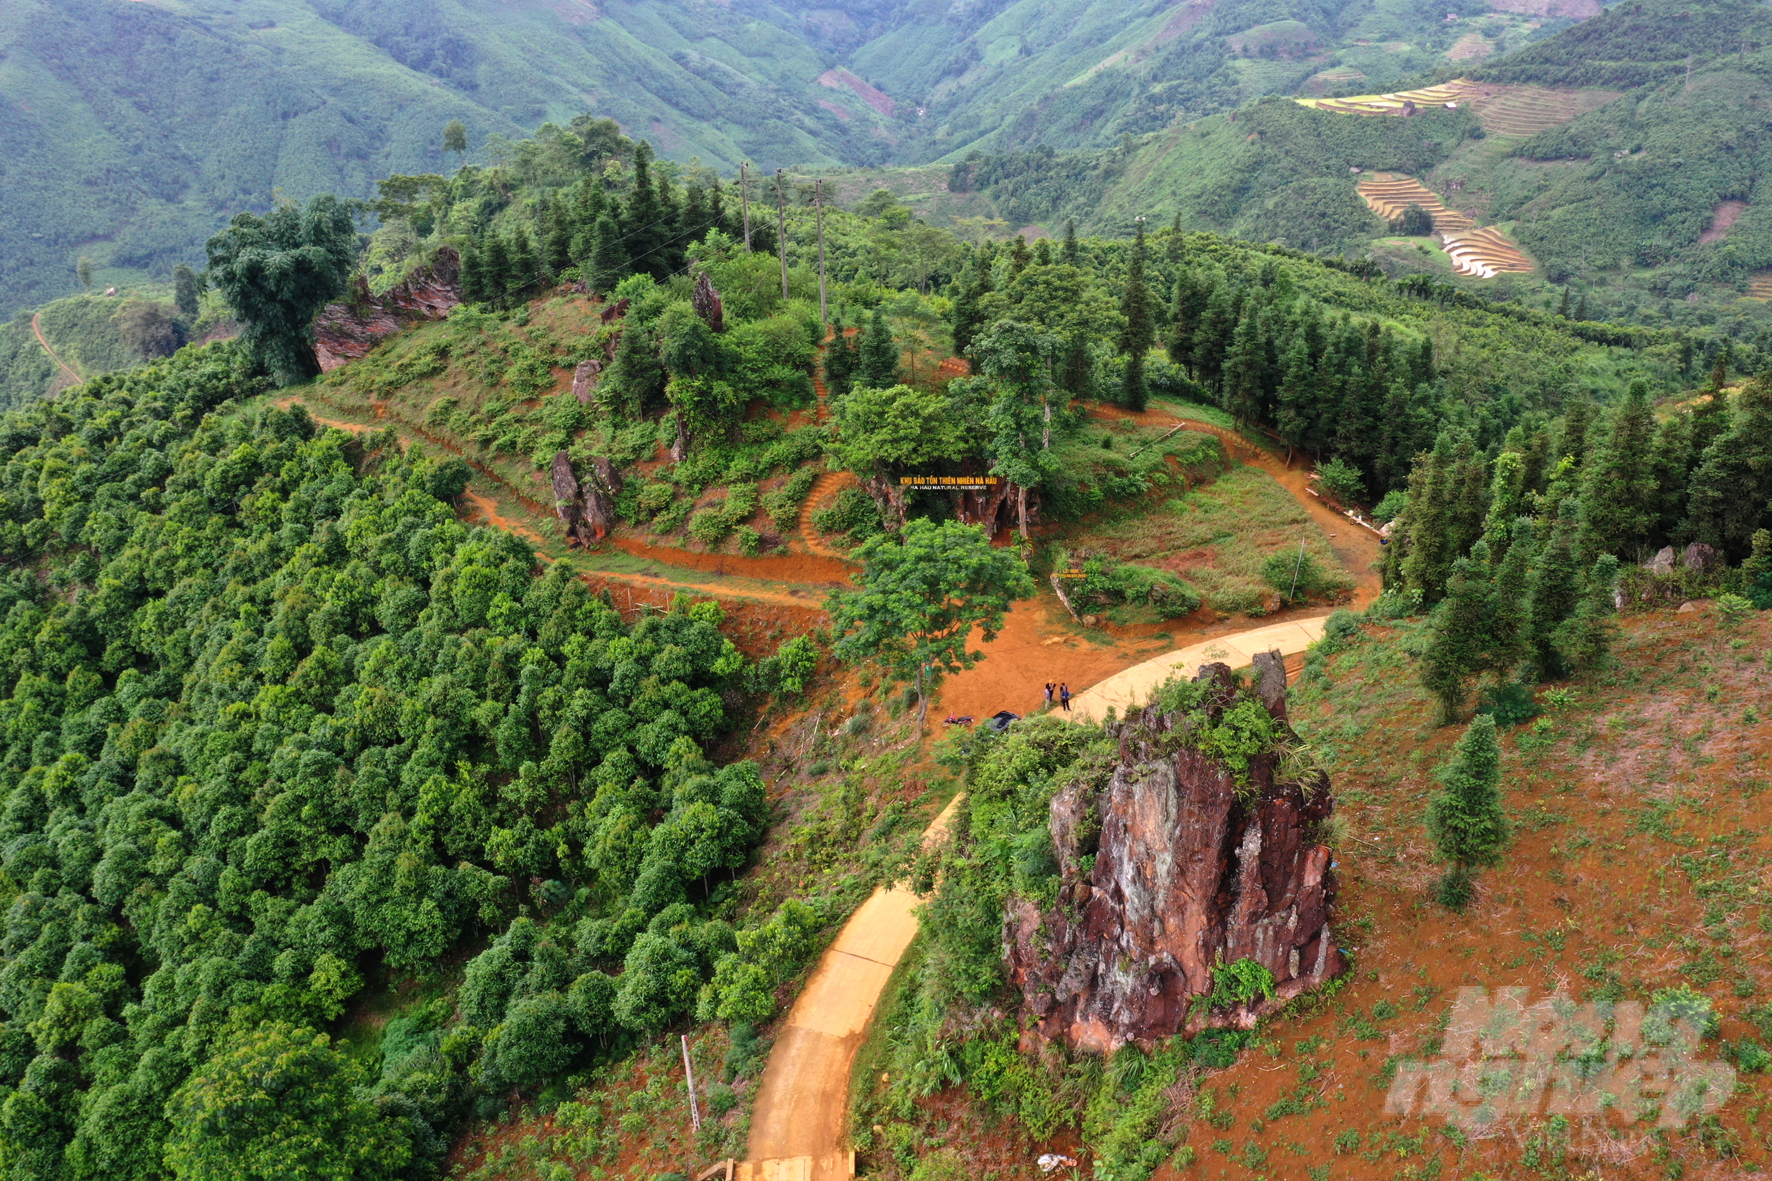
[1,0,1573,319]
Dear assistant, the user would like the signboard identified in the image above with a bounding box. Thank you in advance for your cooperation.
[898,475,1001,490]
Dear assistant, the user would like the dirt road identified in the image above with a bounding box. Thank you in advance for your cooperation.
[743,795,963,1181]
[32,313,79,387]
[742,614,1339,1179]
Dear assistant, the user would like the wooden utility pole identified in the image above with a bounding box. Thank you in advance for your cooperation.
[739,163,752,252]
[776,169,789,300]
[815,178,828,325]
[681,1035,702,1133]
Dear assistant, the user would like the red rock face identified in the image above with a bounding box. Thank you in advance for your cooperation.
[1006,656,1343,1052]
[313,247,462,372]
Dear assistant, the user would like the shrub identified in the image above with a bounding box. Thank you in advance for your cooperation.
[1730,1038,1772,1073]
[1372,489,1407,524]
[1716,593,1753,627]
[810,486,881,541]
[734,526,762,556]
[1262,547,1337,604]
[1313,457,1366,505]
[688,507,732,547]
[1476,681,1541,728]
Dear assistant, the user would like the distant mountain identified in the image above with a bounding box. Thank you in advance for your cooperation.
[0,0,1586,318]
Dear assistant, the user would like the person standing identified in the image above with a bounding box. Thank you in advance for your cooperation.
[1044,681,1055,709]
[1059,682,1071,711]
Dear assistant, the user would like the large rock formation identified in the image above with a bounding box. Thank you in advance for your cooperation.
[1006,653,1343,1051]
[313,247,462,371]
[550,451,623,546]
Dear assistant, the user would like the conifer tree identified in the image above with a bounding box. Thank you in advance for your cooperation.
[1421,546,1492,723]
[1274,333,1313,463]
[1683,371,1772,558]
[1166,271,1197,374]
[625,141,669,279]
[1552,554,1621,672]
[1484,518,1534,676]
[587,214,629,294]
[950,249,992,358]
[1118,221,1153,411]
[542,196,574,279]
[1224,304,1265,425]
[1557,287,1570,318]
[481,234,511,308]
[1032,238,1052,267]
[173,264,202,320]
[573,180,607,257]
[1559,399,1595,467]
[1008,235,1030,280]
[460,242,488,304]
[1524,507,1583,679]
[823,311,859,396]
[1426,714,1508,910]
[1578,382,1659,562]
[858,308,900,388]
[1062,219,1079,265]
[505,230,538,304]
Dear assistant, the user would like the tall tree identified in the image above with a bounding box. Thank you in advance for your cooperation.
[587,214,629,294]
[826,382,968,528]
[827,519,1035,727]
[443,120,468,160]
[1061,219,1079,266]
[204,194,358,384]
[1426,714,1509,910]
[77,257,93,292]
[1578,381,1659,562]
[950,248,991,358]
[624,141,670,280]
[858,308,900,389]
[1420,545,1492,723]
[1682,371,1772,559]
[173,264,203,319]
[1523,506,1584,680]
[973,320,1061,535]
[1552,554,1621,672]
[1118,221,1154,411]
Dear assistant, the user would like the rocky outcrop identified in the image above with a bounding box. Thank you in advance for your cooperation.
[549,451,623,546]
[313,248,462,371]
[1006,654,1342,1052]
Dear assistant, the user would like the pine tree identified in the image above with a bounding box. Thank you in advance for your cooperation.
[823,312,859,396]
[1274,334,1314,462]
[1483,518,1534,677]
[505,230,538,304]
[1420,546,1492,723]
[1524,507,1583,679]
[951,249,992,358]
[1426,714,1509,910]
[481,234,511,308]
[1008,235,1030,280]
[1165,271,1197,374]
[573,180,607,258]
[858,308,900,388]
[460,242,488,304]
[1224,304,1265,425]
[1579,382,1659,562]
[540,196,573,279]
[1032,237,1052,267]
[1551,554,1621,672]
[173,264,202,319]
[1062,219,1079,266]
[625,141,669,279]
[1557,287,1570,319]
[1118,221,1154,411]
[588,214,629,294]
[1559,399,1595,468]
[1683,372,1772,559]
[1573,293,1588,321]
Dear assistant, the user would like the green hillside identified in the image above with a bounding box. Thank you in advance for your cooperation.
[1,0,1581,323]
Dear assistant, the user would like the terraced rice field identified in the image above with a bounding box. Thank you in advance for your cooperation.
[1300,79,1615,137]
[1442,226,1535,277]
[1747,273,1772,300]
[1298,80,1478,116]
[1356,174,1475,235]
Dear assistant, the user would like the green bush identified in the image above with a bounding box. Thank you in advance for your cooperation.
[1477,681,1541,728]
[689,506,733,546]
[735,526,762,556]
[1312,457,1366,505]
[810,485,882,541]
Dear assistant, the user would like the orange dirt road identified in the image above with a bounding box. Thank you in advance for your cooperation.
[743,795,963,1181]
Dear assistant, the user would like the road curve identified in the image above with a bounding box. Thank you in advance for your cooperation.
[32,313,80,387]
[741,617,1331,1180]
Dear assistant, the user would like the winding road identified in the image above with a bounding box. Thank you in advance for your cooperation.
[737,616,1336,1181]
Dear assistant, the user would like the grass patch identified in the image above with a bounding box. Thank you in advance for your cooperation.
[1070,462,1352,615]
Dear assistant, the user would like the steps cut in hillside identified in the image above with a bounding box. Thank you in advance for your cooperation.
[1301,79,1613,138]
[1358,174,1475,236]
[1442,225,1536,277]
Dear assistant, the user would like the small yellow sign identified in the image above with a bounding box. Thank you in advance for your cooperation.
[897,475,1000,488]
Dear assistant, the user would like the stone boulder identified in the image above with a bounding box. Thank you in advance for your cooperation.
[549,451,623,546]
[1682,542,1719,572]
[1645,546,1676,576]
[1005,662,1342,1052]
[313,247,461,372]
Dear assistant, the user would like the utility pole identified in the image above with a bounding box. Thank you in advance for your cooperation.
[739,162,752,252]
[815,177,828,325]
[776,169,790,301]
[681,1035,702,1134]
